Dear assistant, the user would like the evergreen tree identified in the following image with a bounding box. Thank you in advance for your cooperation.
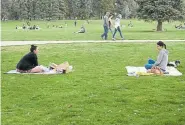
[1,0,11,20]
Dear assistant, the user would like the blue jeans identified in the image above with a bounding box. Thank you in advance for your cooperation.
[101,26,109,40]
[109,27,113,34]
[113,26,124,39]
[145,59,155,69]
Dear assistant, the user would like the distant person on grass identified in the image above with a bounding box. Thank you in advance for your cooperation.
[65,21,68,27]
[86,20,89,24]
[145,41,169,74]
[33,25,36,30]
[59,25,63,28]
[36,25,40,30]
[112,14,124,40]
[74,19,77,27]
[16,25,22,29]
[16,45,44,73]
[128,21,133,27]
[101,12,110,40]
[74,25,85,33]
[22,24,26,29]
[175,24,185,29]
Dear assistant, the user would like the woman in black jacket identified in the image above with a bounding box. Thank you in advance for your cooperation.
[16,45,43,73]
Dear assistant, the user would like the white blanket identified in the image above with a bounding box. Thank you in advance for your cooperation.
[5,67,73,74]
[125,66,182,76]
[5,70,64,74]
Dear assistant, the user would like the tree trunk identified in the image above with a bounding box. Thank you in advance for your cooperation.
[157,20,162,31]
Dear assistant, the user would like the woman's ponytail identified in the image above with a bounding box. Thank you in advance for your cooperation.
[164,44,166,49]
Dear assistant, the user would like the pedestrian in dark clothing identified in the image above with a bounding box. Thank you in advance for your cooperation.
[101,12,110,40]
[74,20,77,27]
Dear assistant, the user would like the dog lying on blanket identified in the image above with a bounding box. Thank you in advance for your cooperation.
[167,60,180,68]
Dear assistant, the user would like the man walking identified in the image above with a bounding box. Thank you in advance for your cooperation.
[101,12,110,40]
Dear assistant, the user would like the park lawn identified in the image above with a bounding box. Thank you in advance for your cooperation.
[1,20,185,41]
[1,42,185,125]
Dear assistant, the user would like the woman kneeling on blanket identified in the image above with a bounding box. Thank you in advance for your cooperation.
[145,41,169,75]
[16,45,43,73]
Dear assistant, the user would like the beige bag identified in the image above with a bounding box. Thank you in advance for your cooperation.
[50,62,70,73]
[56,62,70,73]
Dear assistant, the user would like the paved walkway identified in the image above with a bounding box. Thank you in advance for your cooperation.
[1,40,185,46]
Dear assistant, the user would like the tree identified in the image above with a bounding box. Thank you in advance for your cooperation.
[1,0,11,20]
[84,0,93,19]
[114,0,138,19]
[58,0,68,19]
[136,0,185,31]
[124,5,130,19]
[127,0,139,18]
[1,0,139,20]
[9,0,20,20]
[92,0,115,19]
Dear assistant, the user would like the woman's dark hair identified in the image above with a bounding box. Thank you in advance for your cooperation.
[157,41,166,49]
[30,45,37,52]
[109,14,113,18]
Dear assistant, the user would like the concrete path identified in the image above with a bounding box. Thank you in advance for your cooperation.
[1,40,185,46]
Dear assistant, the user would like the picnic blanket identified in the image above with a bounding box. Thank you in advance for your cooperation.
[125,66,182,76]
[5,70,60,74]
[5,66,73,75]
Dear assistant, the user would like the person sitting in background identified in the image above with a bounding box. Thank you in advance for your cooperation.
[128,21,133,27]
[16,45,44,73]
[175,24,183,29]
[33,25,36,30]
[175,24,185,29]
[22,24,26,29]
[16,25,23,29]
[75,25,85,33]
[59,25,63,28]
[36,25,40,30]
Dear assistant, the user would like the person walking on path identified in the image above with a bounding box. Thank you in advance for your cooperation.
[108,14,114,34]
[112,14,124,40]
[101,12,110,40]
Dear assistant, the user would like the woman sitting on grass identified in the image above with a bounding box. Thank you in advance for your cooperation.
[145,41,169,74]
[75,25,85,33]
[16,45,43,73]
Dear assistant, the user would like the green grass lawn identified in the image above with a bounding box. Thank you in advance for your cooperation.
[1,20,185,41]
[1,42,185,125]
